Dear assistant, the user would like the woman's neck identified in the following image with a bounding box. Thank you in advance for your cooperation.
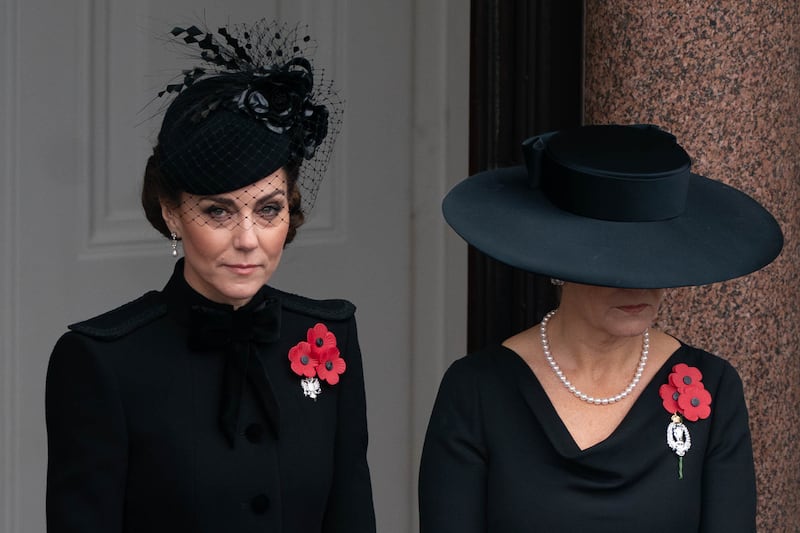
[544,308,647,374]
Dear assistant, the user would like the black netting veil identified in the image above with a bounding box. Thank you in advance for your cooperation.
[147,19,342,236]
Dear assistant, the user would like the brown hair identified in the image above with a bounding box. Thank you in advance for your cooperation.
[141,148,305,245]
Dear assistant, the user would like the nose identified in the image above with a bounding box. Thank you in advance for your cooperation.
[232,215,259,250]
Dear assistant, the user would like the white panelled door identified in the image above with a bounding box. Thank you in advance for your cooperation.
[1,0,468,532]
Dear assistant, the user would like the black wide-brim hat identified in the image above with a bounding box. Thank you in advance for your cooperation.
[443,124,783,288]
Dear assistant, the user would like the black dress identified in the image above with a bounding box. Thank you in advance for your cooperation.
[419,343,756,533]
[46,261,376,533]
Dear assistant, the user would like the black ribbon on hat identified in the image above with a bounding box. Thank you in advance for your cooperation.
[523,124,692,222]
[188,297,281,447]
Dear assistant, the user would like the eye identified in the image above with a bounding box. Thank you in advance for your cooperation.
[204,205,232,220]
[257,202,285,220]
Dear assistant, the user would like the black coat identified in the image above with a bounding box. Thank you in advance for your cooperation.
[46,263,376,533]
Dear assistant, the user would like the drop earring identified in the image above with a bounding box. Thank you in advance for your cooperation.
[170,232,179,257]
[550,278,564,286]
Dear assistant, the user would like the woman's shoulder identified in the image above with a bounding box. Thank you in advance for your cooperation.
[438,345,517,391]
[672,341,745,390]
[674,342,736,368]
[267,286,356,322]
[50,291,169,373]
[65,290,167,341]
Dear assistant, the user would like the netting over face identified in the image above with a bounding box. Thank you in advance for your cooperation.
[163,171,292,307]
[150,19,343,222]
[172,171,292,231]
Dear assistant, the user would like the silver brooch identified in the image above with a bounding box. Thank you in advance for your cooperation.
[666,414,692,479]
[301,377,322,400]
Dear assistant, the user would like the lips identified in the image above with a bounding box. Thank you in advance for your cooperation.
[225,264,260,275]
[617,304,648,313]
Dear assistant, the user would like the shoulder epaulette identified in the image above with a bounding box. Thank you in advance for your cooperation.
[68,291,167,340]
[271,288,356,321]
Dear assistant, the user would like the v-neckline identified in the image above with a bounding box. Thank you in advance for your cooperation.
[501,344,684,456]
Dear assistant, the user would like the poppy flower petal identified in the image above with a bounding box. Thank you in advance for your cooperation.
[677,385,712,421]
[307,323,338,357]
[317,353,346,385]
[332,357,346,374]
[669,363,704,390]
[659,383,680,413]
[288,342,318,377]
[319,368,340,385]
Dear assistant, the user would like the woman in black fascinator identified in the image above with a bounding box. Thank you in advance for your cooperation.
[419,124,783,532]
[45,20,375,532]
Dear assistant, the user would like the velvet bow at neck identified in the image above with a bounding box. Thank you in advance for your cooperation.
[186,289,282,447]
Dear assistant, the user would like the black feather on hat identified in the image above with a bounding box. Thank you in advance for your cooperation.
[153,20,341,210]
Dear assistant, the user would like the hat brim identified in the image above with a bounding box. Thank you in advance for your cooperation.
[443,166,783,288]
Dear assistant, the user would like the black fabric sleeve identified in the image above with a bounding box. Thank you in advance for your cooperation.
[45,332,128,533]
[700,361,757,532]
[322,318,377,533]
[419,357,488,533]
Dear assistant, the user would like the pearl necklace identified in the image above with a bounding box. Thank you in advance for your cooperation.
[539,309,649,405]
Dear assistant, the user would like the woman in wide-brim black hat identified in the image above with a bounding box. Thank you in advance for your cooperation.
[419,124,782,533]
[45,20,376,533]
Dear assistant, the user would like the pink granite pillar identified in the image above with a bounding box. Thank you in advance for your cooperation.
[585,2,800,530]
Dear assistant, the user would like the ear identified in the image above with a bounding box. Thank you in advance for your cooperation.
[160,199,181,236]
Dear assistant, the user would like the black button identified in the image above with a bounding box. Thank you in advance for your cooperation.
[244,423,264,443]
[251,493,270,514]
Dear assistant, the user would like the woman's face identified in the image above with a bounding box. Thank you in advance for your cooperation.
[559,283,666,338]
[162,169,291,308]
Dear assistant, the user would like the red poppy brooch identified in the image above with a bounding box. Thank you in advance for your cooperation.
[288,323,346,400]
[658,363,712,479]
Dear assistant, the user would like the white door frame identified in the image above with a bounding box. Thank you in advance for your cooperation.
[409,0,469,527]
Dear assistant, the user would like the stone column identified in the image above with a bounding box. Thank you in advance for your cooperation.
[585,2,800,530]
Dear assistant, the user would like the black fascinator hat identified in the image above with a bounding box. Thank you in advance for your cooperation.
[154,20,341,211]
[443,124,783,288]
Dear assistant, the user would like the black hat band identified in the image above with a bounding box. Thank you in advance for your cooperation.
[523,127,691,222]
